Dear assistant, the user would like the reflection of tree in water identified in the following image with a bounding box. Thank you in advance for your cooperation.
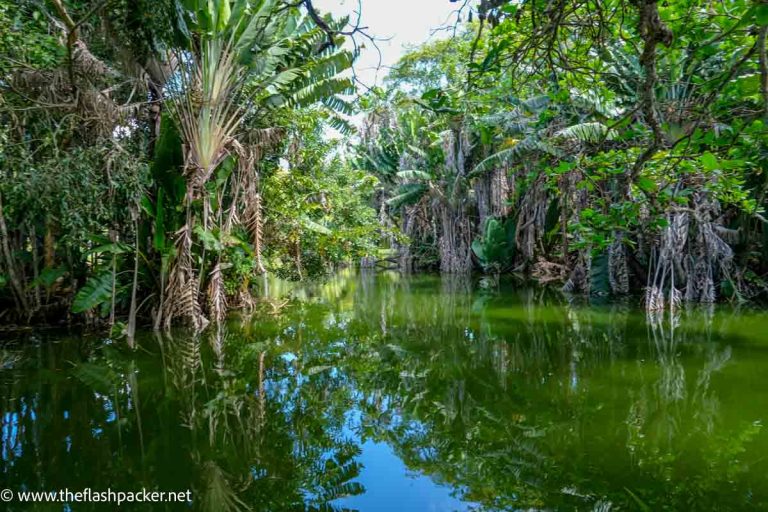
[2,274,768,511]
[344,276,768,510]
[158,321,367,512]
[620,306,762,510]
[0,321,364,512]
[348,277,586,508]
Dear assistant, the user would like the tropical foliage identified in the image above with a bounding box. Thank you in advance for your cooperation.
[3,0,768,331]
[357,0,768,313]
[0,0,379,331]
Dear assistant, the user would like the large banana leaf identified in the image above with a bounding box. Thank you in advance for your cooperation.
[554,122,617,143]
[396,170,434,181]
[471,218,516,271]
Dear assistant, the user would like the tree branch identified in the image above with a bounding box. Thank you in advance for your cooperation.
[629,0,673,180]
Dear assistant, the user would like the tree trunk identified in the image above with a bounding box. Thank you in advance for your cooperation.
[127,218,139,348]
[0,192,29,312]
[439,202,473,273]
[398,207,415,271]
[475,167,510,229]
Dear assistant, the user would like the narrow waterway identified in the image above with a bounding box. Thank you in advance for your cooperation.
[2,272,768,510]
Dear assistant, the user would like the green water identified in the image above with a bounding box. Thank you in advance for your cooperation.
[2,272,768,511]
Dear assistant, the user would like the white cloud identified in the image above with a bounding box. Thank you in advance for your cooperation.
[312,0,458,88]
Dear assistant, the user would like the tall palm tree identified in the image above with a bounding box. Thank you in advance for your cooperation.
[159,0,356,329]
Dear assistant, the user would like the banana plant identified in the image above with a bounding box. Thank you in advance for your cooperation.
[471,217,516,273]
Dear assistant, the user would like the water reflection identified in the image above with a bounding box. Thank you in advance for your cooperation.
[1,272,768,510]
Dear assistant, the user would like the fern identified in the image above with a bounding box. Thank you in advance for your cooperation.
[72,272,114,313]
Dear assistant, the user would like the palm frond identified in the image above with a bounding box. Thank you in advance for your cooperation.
[290,77,355,108]
[386,183,429,210]
[469,137,559,179]
[396,170,434,181]
[327,115,356,136]
[554,122,617,143]
[207,261,227,323]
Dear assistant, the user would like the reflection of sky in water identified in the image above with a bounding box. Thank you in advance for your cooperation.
[338,407,476,512]
[2,411,22,461]
[336,440,474,512]
[2,398,35,462]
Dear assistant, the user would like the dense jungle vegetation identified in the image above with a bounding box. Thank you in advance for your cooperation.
[2,0,768,334]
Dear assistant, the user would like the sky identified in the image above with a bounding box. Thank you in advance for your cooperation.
[312,0,460,89]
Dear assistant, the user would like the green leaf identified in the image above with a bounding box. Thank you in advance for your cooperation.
[72,273,114,313]
[637,176,657,193]
[29,266,67,289]
[590,250,611,296]
[501,4,518,15]
[301,217,332,235]
[552,161,575,175]
[471,218,516,271]
[469,138,560,179]
[470,239,486,261]
[386,184,429,210]
[756,4,768,25]
[154,189,167,252]
[72,361,120,394]
[555,122,617,143]
[194,225,224,252]
[305,365,332,376]
[700,152,719,171]
[215,0,231,30]
[624,488,652,512]
[396,170,434,181]
[86,242,131,257]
